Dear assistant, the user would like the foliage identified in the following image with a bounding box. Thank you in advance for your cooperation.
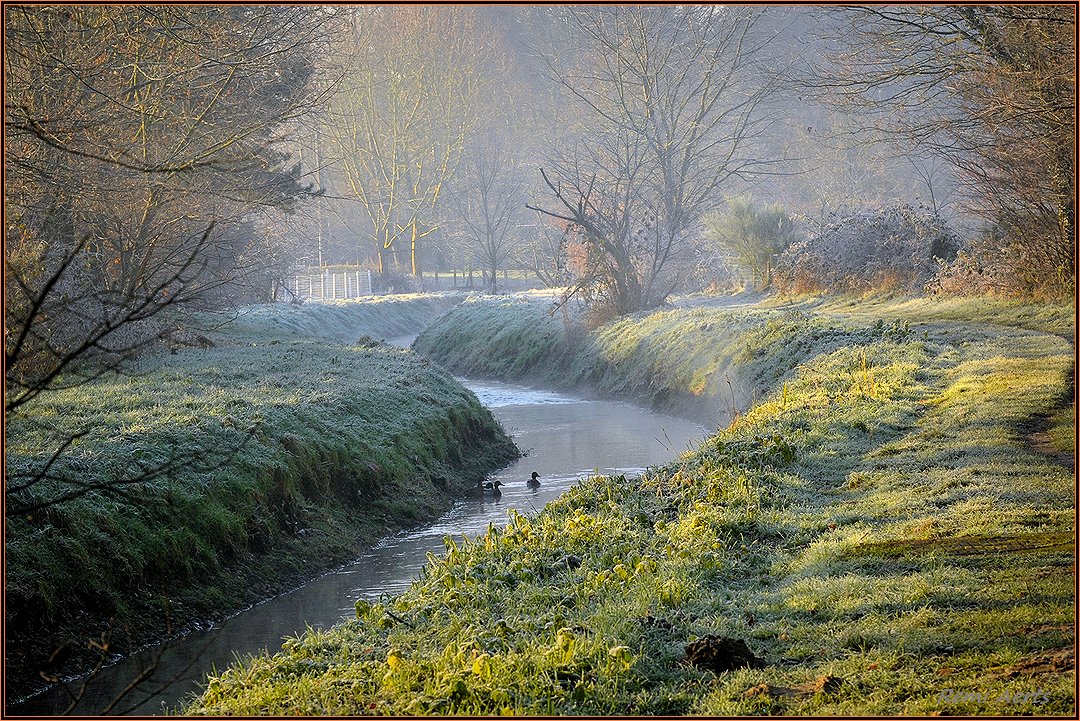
[929,224,1076,300]
[704,198,800,288]
[188,295,1075,715]
[774,204,959,294]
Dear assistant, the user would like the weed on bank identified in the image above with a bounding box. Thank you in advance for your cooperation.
[189,295,1074,714]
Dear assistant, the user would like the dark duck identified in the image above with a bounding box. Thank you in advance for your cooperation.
[527,471,541,488]
[465,479,501,498]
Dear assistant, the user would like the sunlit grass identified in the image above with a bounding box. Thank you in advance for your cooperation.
[187,295,1074,715]
[1049,404,1076,454]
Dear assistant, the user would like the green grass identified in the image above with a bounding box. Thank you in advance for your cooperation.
[413,296,776,422]
[804,293,1076,341]
[186,295,1075,715]
[1049,404,1076,454]
[415,294,1073,425]
[210,293,463,344]
[411,297,576,379]
[4,295,517,699]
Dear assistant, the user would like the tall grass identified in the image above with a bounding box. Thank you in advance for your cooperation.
[190,295,1074,715]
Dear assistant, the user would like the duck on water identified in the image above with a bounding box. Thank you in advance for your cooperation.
[464,472,539,499]
[465,479,504,498]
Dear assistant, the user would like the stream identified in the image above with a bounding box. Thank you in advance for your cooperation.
[11,376,705,716]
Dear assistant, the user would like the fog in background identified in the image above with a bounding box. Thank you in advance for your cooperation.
[291,6,969,277]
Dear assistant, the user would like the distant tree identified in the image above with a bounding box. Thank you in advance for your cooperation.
[324,7,495,279]
[704,198,799,289]
[529,6,782,318]
[809,6,1075,296]
[762,111,945,232]
[450,144,526,295]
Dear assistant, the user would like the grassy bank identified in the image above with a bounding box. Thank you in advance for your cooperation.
[412,295,760,424]
[5,295,516,700]
[216,292,464,345]
[188,295,1074,715]
[414,294,1075,427]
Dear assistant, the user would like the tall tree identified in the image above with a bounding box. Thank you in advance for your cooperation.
[5,5,324,408]
[809,6,1075,295]
[324,6,493,278]
[4,6,327,703]
[529,6,782,316]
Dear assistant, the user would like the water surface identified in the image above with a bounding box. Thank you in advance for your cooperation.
[11,378,705,715]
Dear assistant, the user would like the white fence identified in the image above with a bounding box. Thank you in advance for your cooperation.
[278,270,373,302]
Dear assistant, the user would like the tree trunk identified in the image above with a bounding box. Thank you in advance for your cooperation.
[410,221,421,278]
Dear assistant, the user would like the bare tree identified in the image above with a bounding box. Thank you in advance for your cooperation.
[324,7,495,280]
[449,144,527,294]
[518,211,577,291]
[764,113,924,230]
[906,154,957,218]
[528,6,783,316]
[807,6,1075,295]
[4,7,327,704]
[5,5,326,406]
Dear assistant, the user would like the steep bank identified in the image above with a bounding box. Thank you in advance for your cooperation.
[412,295,765,425]
[5,295,517,702]
[414,294,1075,427]
[189,296,1074,715]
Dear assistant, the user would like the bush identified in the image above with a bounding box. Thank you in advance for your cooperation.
[371,269,423,294]
[928,225,1075,298]
[703,197,800,289]
[775,204,958,294]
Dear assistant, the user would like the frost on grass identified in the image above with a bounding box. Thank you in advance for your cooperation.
[187,296,1074,716]
[4,297,517,698]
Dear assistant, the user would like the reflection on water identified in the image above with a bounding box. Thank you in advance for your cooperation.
[10,378,704,716]
[464,379,580,408]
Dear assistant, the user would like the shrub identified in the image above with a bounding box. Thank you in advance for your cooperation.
[371,269,423,294]
[703,197,800,289]
[928,224,1075,298]
[775,204,959,294]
